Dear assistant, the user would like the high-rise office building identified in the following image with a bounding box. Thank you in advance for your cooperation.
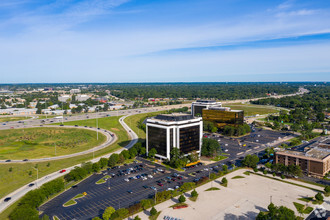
[146,113,203,160]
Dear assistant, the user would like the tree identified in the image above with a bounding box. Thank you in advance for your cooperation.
[242,155,259,168]
[40,214,50,220]
[178,195,186,203]
[191,189,198,198]
[92,163,100,173]
[111,208,129,219]
[222,164,228,173]
[98,158,108,169]
[108,154,119,167]
[201,138,221,157]
[315,192,324,202]
[325,185,330,193]
[129,147,138,158]
[148,148,157,158]
[150,207,157,216]
[140,199,152,210]
[92,217,102,220]
[118,154,125,164]
[103,206,115,220]
[222,177,228,184]
[256,203,297,220]
[134,216,141,220]
[120,150,130,160]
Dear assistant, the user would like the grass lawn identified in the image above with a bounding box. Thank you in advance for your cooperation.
[124,111,165,139]
[0,116,129,201]
[53,216,60,220]
[243,171,250,176]
[0,117,29,123]
[96,175,110,184]
[205,187,220,191]
[170,203,188,208]
[223,103,280,116]
[189,196,198,202]
[231,175,245,179]
[0,127,106,160]
[211,155,228,162]
[293,202,313,214]
[298,197,313,203]
[63,199,77,207]
[63,193,85,207]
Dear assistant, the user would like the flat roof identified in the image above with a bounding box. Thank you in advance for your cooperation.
[277,147,330,160]
[154,113,195,122]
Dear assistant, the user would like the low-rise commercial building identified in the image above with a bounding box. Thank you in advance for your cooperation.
[146,113,203,160]
[202,106,244,128]
[275,139,330,177]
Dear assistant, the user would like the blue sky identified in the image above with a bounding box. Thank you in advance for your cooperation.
[0,0,330,83]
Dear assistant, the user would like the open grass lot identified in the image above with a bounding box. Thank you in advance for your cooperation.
[0,117,29,123]
[0,127,106,160]
[0,116,129,205]
[223,103,280,116]
[124,111,164,139]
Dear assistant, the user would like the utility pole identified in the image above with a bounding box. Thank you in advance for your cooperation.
[33,167,39,188]
[55,144,56,156]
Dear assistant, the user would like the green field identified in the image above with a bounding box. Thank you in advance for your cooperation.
[0,127,106,160]
[223,103,280,116]
[0,116,129,204]
[124,111,164,139]
[0,117,29,123]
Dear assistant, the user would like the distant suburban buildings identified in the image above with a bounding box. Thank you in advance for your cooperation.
[192,100,244,128]
[146,113,203,160]
[58,95,71,102]
[70,89,81,94]
[75,94,90,102]
[275,138,330,177]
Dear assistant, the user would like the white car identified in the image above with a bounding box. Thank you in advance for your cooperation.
[142,177,147,181]
[148,175,153,179]
[204,168,209,171]
[167,188,174,191]
[124,178,129,182]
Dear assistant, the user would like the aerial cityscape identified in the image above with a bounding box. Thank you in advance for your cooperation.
[0,1,330,220]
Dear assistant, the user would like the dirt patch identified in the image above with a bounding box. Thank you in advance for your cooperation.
[111,128,120,131]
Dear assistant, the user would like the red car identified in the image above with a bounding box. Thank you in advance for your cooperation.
[157,183,163,187]
[59,169,66,173]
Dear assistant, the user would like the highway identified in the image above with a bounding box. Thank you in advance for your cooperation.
[0,88,309,215]
[0,114,139,214]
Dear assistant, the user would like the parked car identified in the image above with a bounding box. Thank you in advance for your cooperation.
[4,197,11,202]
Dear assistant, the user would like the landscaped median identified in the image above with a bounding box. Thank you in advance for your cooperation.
[63,193,85,207]
[96,175,111,184]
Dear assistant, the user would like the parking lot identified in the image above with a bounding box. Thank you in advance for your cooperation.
[40,161,190,220]
[40,128,296,220]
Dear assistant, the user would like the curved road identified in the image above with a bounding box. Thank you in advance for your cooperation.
[0,115,138,214]
[0,125,116,163]
[0,88,308,214]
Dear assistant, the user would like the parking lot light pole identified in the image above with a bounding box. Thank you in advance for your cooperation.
[154,188,157,204]
[108,177,110,189]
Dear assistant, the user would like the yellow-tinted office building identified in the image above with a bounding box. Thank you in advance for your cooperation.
[202,107,244,128]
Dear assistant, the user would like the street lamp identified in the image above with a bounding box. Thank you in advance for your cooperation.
[55,144,56,156]
[154,188,157,204]
[108,177,110,189]
[32,167,39,188]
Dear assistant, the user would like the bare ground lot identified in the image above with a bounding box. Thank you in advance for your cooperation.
[135,169,329,220]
